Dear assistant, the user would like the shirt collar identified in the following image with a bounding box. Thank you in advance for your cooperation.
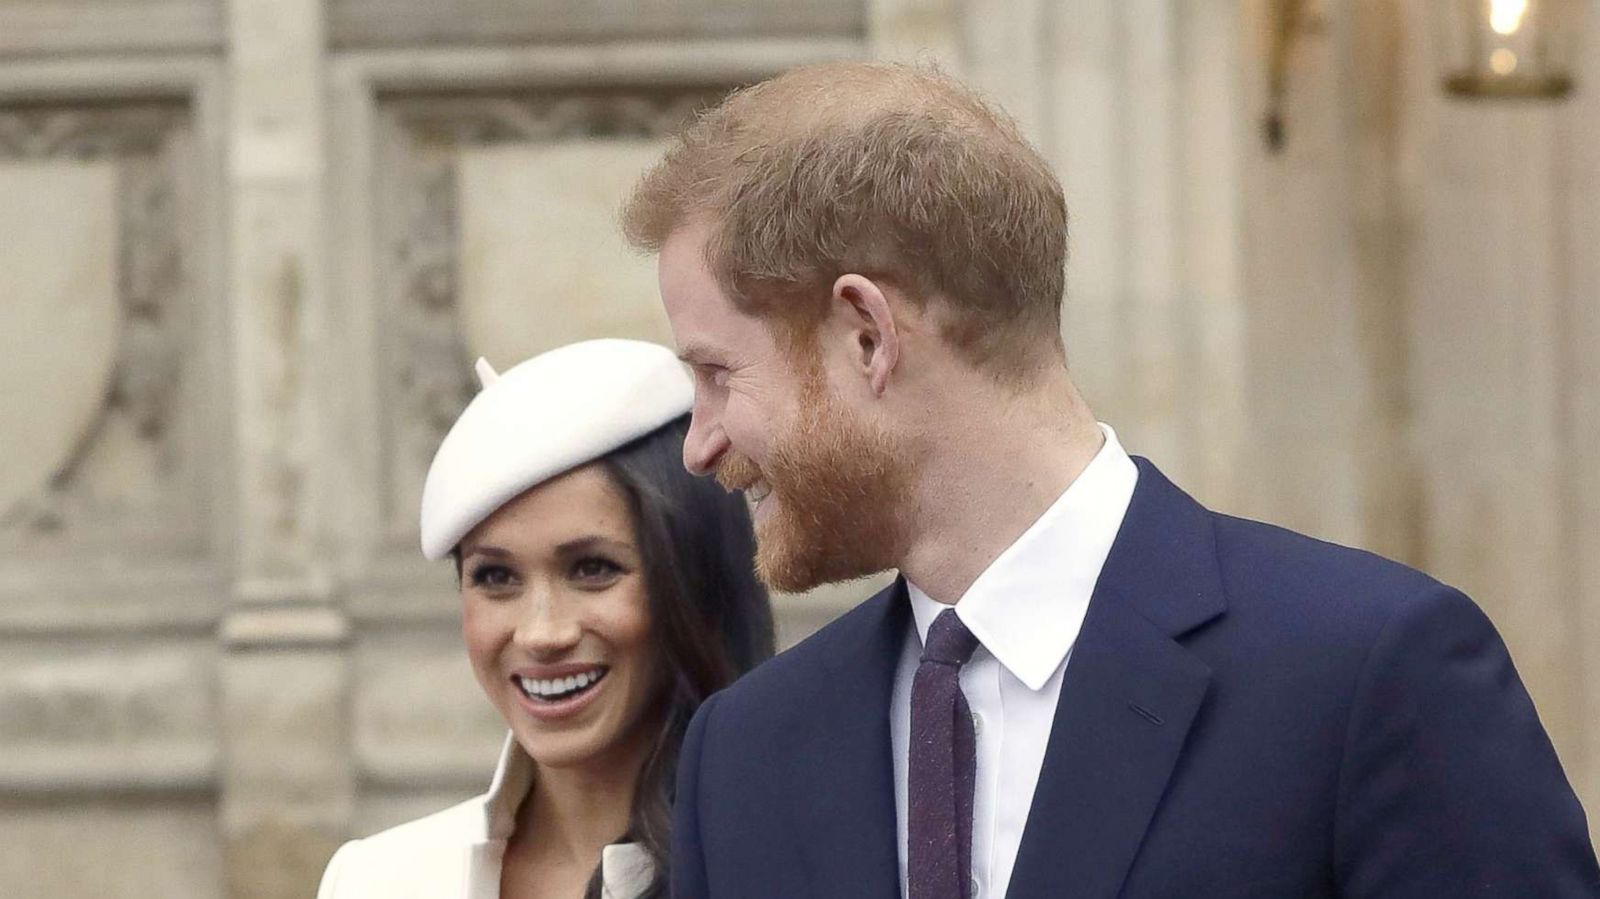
[480,733,656,896]
[907,423,1138,691]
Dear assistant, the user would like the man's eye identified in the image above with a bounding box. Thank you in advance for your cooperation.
[697,365,729,388]
[468,564,516,589]
[572,557,624,582]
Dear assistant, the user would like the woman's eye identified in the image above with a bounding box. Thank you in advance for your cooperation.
[571,557,624,583]
[468,564,516,589]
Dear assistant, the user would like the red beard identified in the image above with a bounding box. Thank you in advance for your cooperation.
[715,369,910,593]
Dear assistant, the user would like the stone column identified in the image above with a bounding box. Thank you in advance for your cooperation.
[1043,0,1247,509]
[221,0,351,897]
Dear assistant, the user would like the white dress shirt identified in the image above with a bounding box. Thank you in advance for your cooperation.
[891,423,1137,899]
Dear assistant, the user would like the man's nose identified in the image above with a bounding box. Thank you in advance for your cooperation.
[682,409,729,477]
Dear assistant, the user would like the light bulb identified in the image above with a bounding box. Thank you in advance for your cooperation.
[1489,0,1529,36]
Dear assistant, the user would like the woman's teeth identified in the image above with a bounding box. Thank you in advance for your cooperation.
[518,667,607,701]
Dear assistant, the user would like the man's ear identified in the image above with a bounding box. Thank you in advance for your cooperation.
[831,273,899,397]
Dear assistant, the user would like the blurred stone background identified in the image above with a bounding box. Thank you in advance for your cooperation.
[0,1,1596,896]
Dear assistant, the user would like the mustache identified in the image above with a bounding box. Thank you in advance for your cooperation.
[714,453,763,493]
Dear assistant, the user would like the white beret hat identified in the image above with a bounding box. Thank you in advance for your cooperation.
[419,338,693,560]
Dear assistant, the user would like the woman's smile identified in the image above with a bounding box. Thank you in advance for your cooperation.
[511,664,612,720]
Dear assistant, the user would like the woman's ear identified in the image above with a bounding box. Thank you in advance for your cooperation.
[831,274,899,397]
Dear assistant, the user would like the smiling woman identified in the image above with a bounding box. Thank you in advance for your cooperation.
[316,340,773,899]
[458,466,661,775]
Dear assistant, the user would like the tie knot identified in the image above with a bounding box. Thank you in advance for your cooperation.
[922,608,979,666]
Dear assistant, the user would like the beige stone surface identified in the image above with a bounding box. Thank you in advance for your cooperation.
[352,628,503,784]
[457,141,674,368]
[220,642,349,899]
[1398,0,1584,783]
[328,0,863,47]
[0,640,214,758]
[0,161,121,521]
[0,798,223,899]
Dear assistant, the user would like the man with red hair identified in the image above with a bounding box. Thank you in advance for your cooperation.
[625,60,1599,899]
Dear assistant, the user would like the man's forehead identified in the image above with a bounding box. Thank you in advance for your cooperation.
[659,278,738,357]
[670,308,779,373]
[655,219,780,365]
[657,228,720,314]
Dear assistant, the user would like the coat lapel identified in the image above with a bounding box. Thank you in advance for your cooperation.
[462,734,533,899]
[1007,458,1225,899]
[788,581,909,898]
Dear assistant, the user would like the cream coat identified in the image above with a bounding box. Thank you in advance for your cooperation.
[316,735,654,899]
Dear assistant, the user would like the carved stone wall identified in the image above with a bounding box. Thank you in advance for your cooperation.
[0,3,864,895]
[3,2,1596,896]
[0,83,225,898]
[0,97,214,783]
[0,102,200,559]
[372,88,720,544]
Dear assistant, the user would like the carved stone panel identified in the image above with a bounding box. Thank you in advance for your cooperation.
[373,89,726,548]
[0,102,204,561]
[457,141,674,368]
[0,639,216,791]
[0,161,121,526]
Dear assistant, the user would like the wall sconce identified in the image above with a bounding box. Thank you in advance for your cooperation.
[1441,0,1579,99]
[1263,0,1314,152]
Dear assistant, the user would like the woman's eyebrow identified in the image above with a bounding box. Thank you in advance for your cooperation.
[460,544,512,561]
[554,535,635,556]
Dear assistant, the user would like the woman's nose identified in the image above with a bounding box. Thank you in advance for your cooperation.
[511,592,581,655]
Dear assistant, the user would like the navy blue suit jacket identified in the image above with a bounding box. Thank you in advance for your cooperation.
[672,459,1599,897]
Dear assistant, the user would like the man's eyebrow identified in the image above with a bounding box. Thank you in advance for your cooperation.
[676,343,725,366]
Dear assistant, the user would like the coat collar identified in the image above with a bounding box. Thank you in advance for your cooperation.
[481,732,535,841]
[905,422,1138,691]
[464,734,656,899]
[1005,456,1223,899]
[786,455,1224,898]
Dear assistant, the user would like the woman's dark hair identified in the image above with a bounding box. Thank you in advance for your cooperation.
[589,413,773,897]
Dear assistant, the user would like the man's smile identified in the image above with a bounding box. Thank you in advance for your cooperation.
[747,480,772,504]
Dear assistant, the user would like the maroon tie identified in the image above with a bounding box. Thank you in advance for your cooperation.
[909,608,980,899]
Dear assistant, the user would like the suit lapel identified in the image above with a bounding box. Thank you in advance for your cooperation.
[1007,458,1225,899]
[788,581,909,899]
